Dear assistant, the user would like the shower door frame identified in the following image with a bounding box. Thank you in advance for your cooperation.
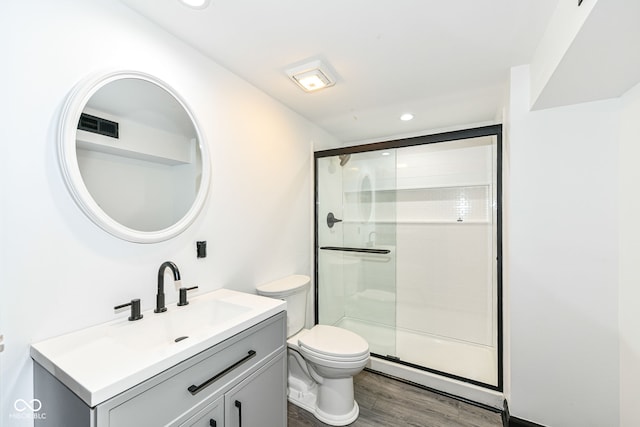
[313,124,503,392]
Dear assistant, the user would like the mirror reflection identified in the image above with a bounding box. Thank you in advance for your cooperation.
[75,78,202,232]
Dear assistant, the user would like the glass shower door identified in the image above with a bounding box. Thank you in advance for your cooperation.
[391,136,499,387]
[316,151,398,358]
[315,131,500,389]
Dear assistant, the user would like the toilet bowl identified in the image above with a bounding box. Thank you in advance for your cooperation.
[256,275,370,426]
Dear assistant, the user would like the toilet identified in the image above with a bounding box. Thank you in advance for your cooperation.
[256,275,369,426]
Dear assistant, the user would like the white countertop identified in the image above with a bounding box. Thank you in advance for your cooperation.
[31,289,285,407]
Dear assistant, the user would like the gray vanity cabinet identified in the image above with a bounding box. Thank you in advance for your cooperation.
[180,396,223,427]
[34,312,286,427]
[224,353,287,426]
[180,353,286,427]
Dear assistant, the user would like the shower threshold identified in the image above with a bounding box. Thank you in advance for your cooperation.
[336,317,497,387]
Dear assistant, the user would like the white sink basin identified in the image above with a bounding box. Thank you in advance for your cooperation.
[108,298,251,352]
[31,289,286,407]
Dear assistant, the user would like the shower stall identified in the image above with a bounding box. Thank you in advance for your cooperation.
[314,126,502,398]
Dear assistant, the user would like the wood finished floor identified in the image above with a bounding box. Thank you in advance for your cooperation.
[287,370,502,427]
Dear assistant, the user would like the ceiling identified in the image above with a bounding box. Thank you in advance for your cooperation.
[119,0,559,144]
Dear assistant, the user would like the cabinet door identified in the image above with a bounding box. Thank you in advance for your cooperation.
[181,396,224,427]
[225,353,286,427]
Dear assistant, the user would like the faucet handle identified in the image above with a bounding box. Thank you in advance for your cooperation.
[114,299,144,321]
[178,286,199,306]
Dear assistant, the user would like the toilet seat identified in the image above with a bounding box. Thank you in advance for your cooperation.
[299,346,369,370]
[298,325,369,360]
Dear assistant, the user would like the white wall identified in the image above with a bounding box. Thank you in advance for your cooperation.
[530,0,640,111]
[0,1,338,425]
[507,65,620,426]
[618,81,640,427]
[529,0,598,108]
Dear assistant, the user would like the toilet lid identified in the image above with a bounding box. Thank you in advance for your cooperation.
[298,325,369,358]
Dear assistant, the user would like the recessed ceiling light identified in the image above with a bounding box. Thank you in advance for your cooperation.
[179,0,210,9]
[400,113,414,121]
[381,152,391,156]
[286,60,336,93]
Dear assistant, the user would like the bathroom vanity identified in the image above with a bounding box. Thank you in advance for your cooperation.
[31,289,287,427]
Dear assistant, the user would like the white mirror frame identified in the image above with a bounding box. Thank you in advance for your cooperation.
[58,70,211,243]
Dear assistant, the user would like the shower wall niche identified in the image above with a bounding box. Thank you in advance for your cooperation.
[315,127,502,390]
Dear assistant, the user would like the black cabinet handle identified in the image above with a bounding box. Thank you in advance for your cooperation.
[235,400,242,427]
[187,350,257,395]
[209,419,216,427]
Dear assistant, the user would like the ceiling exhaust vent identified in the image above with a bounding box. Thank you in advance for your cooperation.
[286,60,336,93]
[78,113,119,139]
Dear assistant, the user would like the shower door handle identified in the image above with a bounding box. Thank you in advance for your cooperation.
[320,246,391,255]
[327,212,343,228]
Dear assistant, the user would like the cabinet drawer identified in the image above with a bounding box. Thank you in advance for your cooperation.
[98,312,285,427]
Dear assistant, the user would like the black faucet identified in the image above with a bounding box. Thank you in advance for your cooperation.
[155,261,181,313]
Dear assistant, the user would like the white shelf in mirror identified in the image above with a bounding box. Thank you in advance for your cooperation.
[77,130,195,166]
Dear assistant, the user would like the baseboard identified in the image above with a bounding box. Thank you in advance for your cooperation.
[502,399,510,427]
[502,399,547,427]
[509,417,547,427]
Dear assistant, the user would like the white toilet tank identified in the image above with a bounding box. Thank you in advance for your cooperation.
[256,275,310,338]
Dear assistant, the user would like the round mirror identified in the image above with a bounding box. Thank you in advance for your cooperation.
[58,71,210,243]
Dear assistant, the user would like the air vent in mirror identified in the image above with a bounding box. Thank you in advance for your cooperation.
[78,113,119,138]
